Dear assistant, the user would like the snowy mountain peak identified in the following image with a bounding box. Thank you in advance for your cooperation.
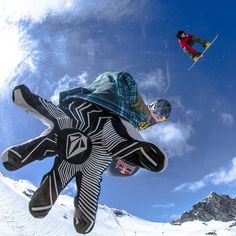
[205,191,231,202]
[172,192,236,225]
[207,191,220,199]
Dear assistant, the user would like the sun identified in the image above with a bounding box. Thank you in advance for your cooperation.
[0,23,26,91]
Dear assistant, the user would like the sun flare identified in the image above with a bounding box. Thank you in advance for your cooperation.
[0,24,26,90]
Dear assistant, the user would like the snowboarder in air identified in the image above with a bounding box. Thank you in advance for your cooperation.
[1,71,169,234]
[176,30,211,61]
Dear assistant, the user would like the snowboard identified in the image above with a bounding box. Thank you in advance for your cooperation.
[107,98,171,177]
[187,33,218,71]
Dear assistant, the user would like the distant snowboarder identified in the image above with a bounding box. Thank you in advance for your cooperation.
[176,30,211,62]
[1,71,168,234]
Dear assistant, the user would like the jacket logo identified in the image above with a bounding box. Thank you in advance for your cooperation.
[115,160,135,175]
[66,132,88,159]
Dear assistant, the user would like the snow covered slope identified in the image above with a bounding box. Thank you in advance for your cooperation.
[0,172,236,236]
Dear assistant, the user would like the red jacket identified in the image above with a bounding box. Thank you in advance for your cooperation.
[178,33,198,55]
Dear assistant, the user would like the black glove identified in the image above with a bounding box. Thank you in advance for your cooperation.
[2,85,167,234]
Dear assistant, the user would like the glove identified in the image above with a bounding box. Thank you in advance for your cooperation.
[2,85,167,234]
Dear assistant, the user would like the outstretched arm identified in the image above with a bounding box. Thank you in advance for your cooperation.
[131,92,151,121]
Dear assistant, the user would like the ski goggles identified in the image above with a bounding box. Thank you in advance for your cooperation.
[151,110,167,122]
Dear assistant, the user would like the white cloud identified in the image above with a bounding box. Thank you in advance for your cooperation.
[72,0,145,22]
[212,157,236,185]
[173,157,236,192]
[50,71,89,104]
[220,113,234,127]
[0,0,73,22]
[0,0,143,97]
[185,109,202,122]
[173,178,210,192]
[152,203,175,208]
[0,22,35,96]
[0,0,142,23]
[138,69,168,95]
[141,121,194,157]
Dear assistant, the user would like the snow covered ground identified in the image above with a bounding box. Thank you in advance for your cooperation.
[0,172,236,236]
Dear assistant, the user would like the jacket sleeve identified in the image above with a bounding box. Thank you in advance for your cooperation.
[130,92,151,120]
[117,72,138,105]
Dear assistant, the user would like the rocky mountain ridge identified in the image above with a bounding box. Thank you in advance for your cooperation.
[171,192,236,225]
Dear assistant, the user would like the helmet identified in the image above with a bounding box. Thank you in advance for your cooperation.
[149,99,171,122]
[176,30,185,39]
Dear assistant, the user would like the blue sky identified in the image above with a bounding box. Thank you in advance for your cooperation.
[0,0,236,223]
